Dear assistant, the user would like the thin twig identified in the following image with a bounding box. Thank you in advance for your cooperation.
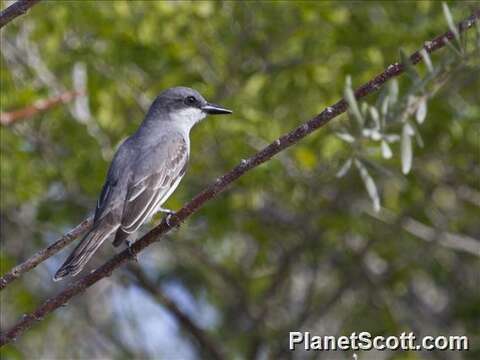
[0,216,92,291]
[0,90,84,126]
[0,0,41,29]
[0,10,478,347]
[128,265,225,360]
[365,207,480,256]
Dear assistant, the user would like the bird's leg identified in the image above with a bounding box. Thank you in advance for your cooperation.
[157,207,174,215]
[126,239,138,262]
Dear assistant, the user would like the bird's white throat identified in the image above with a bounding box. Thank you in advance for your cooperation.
[170,107,206,130]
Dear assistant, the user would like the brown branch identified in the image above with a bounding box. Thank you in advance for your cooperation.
[0,0,41,29]
[0,216,92,291]
[0,9,478,347]
[0,90,84,126]
[128,265,225,360]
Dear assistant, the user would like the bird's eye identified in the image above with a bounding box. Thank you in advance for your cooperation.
[185,96,196,106]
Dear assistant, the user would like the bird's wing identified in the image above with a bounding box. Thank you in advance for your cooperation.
[92,138,133,224]
[119,134,188,234]
[93,178,116,223]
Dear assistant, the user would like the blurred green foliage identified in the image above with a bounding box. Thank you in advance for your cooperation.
[1,1,479,359]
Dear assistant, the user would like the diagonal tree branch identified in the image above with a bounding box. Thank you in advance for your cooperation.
[0,0,41,29]
[0,9,478,347]
[128,265,225,360]
[0,216,92,291]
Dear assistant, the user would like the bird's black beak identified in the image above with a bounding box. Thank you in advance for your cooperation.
[202,102,232,115]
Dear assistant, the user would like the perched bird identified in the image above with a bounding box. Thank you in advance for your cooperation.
[54,87,232,281]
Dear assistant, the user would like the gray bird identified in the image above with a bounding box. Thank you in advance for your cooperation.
[54,87,232,281]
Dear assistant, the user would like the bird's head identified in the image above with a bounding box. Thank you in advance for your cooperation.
[150,87,232,128]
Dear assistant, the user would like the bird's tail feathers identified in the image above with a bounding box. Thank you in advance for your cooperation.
[53,225,118,281]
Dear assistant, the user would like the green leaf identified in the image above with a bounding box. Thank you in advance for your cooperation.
[443,35,463,57]
[401,123,413,174]
[381,140,393,159]
[388,79,399,105]
[344,75,364,128]
[416,98,427,124]
[355,159,380,212]
[369,106,380,129]
[419,49,434,73]
[381,95,390,127]
[335,132,356,143]
[442,2,461,48]
[336,158,352,178]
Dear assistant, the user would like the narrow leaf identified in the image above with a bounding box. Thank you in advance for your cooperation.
[443,35,462,57]
[442,2,461,47]
[405,122,415,136]
[361,102,369,118]
[355,159,381,212]
[401,124,413,174]
[419,49,434,73]
[409,121,425,148]
[381,95,389,118]
[336,158,352,178]
[416,98,427,124]
[369,106,380,129]
[344,76,364,127]
[371,130,382,141]
[335,132,356,143]
[388,79,399,104]
[381,140,393,159]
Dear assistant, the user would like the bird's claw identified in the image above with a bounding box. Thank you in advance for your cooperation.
[126,240,138,262]
[165,213,180,228]
[165,213,174,227]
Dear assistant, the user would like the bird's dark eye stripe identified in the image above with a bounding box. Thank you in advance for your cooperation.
[184,96,196,105]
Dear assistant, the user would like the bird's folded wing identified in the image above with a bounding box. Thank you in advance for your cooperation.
[93,178,114,223]
[120,136,188,234]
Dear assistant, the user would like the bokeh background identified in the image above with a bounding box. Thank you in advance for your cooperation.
[1,1,479,359]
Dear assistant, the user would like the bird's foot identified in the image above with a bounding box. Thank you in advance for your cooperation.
[156,207,179,228]
[165,213,174,227]
[165,212,180,228]
[126,240,138,262]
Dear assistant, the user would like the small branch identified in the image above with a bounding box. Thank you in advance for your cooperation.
[0,9,478,347]
[0,216,92,291]
[0,0,41,29]
[0,90,84,126]
[403,218,480,256]
[129,266,225,360]
[365,207,480,257]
